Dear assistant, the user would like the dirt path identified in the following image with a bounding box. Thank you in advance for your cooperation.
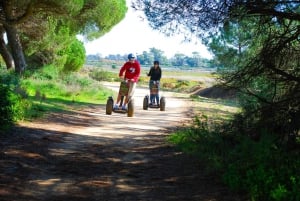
[0,83,242,201]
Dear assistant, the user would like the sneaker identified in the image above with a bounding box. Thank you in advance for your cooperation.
[122,105,127,110]
[113,104,119,110]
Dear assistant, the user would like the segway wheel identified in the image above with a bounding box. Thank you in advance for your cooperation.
[143,96,149,110]
[127,99,134,117]
[160,97,166,111]
[106,97,113,115]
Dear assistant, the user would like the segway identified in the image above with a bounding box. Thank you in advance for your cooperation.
[106,80,134,117]
[143,81,166,111]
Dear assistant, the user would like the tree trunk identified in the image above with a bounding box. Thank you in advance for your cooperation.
[4,24,26,74]
[0,30,14,70]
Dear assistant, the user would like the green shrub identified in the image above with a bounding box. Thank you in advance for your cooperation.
[169,115,300,201]
[28,65,59,80]
[62,73,92,88]
[175,79,189,88]
[0,84,14,131]
[89,69,116,82]
[169,115,232,171]
[63,38,86,72]
[0,71,28,133]
[223,134,300,201]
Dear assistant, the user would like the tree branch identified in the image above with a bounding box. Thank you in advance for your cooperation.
[247,8,300,21]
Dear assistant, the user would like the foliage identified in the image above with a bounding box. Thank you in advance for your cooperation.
[89,69,117,82]
[222,134,300,201]
[111,64,117,69]
[24,18,73,68]
[137,74,201,93]
[2,65,114,131]
[204,19,254,71]
[62,38,86,72]
[170,115,300,201]
[137,51,154,65]
[0,84,15,131]
[215,18,300,141]
[0,70,29,133]
[75,0,127,40]
[25,19,85,72]
[133,1,300,36]
[22,65,113,104]
[134,0,300,142]
[0,0,127,73]
[88,47,213,68]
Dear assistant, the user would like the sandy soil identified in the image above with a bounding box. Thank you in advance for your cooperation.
[0,83,244,201]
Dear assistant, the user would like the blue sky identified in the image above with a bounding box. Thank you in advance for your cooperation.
[82,0,212,59]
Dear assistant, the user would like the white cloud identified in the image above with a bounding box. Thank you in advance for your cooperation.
[83,0,212,59]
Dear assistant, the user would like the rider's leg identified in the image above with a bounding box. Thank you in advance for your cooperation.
[150,94,154,104]
[114,94,122,109]
[149,80,154,104]
[125,81,136,105]
[116,80,127,107]
[155,94,159,105]
[116,94,121,104]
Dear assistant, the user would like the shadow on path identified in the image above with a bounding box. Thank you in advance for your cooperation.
[1,85,244,201]
[0,125,242,201]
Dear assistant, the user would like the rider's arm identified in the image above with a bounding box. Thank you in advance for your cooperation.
[147,68,152,76]
[119,63,127,78]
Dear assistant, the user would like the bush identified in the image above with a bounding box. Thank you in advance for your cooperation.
[63,38,86,72]
[223,133,300,201]
[89,69,116,82]
[27,65,59,80]
[169,115,300,201]
[0,71,28,133]
[0,84,14,131]
[62,73,93,88]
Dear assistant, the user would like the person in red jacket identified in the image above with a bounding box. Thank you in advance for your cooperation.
[114,53,141,110]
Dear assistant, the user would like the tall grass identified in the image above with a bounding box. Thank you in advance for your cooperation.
[22,65,113,104]
[1,65,114,131]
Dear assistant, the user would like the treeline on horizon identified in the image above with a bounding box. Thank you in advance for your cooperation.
[86,47,215,68]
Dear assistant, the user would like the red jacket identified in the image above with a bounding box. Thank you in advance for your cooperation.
[119,61,141,82]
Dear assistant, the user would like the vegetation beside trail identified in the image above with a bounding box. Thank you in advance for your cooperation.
[135,1,300,200]
[170,96,299,201]
[0,66,113,133]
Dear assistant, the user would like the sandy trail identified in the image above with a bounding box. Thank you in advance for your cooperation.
[0,83,242,201]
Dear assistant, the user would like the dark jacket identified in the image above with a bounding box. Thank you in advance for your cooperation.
[147,67,162,81]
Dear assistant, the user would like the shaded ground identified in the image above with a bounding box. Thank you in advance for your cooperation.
[0,83,244,201]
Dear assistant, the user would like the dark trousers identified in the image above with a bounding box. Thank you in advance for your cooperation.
[149,80,159,104]
[150,94,159,104]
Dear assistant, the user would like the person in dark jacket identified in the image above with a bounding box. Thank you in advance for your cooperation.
[147,60,162,105]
